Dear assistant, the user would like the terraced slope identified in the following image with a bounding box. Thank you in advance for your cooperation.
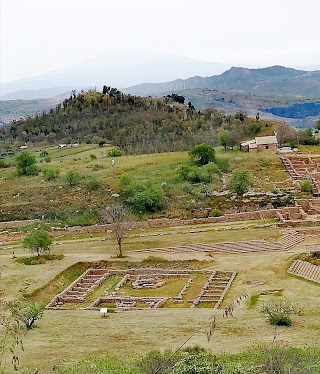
[288,259,320,284]
[136,232,304,255]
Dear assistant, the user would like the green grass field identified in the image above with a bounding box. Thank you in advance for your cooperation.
[1,221,320,372]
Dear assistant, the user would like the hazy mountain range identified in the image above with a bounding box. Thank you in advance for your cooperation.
[0,50,234,100]
[124,66,320,97]
[1,50,319,100]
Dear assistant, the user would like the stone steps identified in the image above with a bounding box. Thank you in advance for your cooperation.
[288,259,320,283]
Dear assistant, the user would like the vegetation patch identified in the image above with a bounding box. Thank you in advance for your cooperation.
[16,253,64,265]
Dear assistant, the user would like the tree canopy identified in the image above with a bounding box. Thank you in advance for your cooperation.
[22,226,53,256]
[188,144,216,165]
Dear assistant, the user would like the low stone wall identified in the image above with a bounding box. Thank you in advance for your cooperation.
[0,231,24,244]
[0,219,39,229]
[48,207,297,237]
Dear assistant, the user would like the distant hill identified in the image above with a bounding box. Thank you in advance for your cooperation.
[0,50,233,99]
[124,66,320,97]
[0,89,279,153]
[0,87,83,101]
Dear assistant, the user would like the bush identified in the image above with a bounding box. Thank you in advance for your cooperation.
[43,156,51,163]
[128,186,164,214]
[120,177,165,214]
[259,299,301,326]
[16,254,64,265]
[65,211,98,226]
[269,315,292,326]
[40,150,49,157]
[16,150,38,176]
[215,157,230,173]
[89,153,97,160]
[177,165,212,184]
[300,179,313,192]
[65,170,82,186]
[228,169,253,194]
[107,147,124,157]
[212,209,223,217]
[92,163,104,171]
[85,176,102,192]
[0,160,9,168]
[42,167,60,181]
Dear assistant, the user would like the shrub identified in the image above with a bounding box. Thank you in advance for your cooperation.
[85,176,102,192]
[128,186,164,214]
[203,162,222,175]
[15,150,38,176]
[300,179,313,193]
[228,169,253,194]
[120,177,164,214]
[42,167,60,181]
[212,209,223,217]
[215,158,230,173]
[40,150,49,157]
[259,299,301,326]
[92,163,104,171]
[65,170,82,186]
[0,160,8,168]
[89,153,97,160]
[43,156,51,163]
[177,165,212,184]
[16,254,64,265]
[65,211,98,226]
[107,147,124,157]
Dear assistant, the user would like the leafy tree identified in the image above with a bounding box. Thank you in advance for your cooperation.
[188,144,216,165]
[105,202,129,258]
[218,130,229,150]
[259,299,301,326]
[165,93,185,104]
[316,119,320,131]
[65,170,82,186]
[228,169,253,194]
[22,226,53,256]
[15,150,38,176]
[300,180,313,193]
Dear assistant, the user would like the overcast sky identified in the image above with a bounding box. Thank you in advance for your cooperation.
[1,0,320,83]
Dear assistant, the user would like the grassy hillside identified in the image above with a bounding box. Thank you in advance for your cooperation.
[0,144,296,223]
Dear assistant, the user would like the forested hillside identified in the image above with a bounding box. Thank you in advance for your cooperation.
[0,89,276,154]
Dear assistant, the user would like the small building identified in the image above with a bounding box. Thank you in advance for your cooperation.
[241,135,278,153]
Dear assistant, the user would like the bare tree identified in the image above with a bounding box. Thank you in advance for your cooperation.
[105,202,129,258]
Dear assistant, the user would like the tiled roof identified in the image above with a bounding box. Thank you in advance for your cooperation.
[254,136,278,145]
